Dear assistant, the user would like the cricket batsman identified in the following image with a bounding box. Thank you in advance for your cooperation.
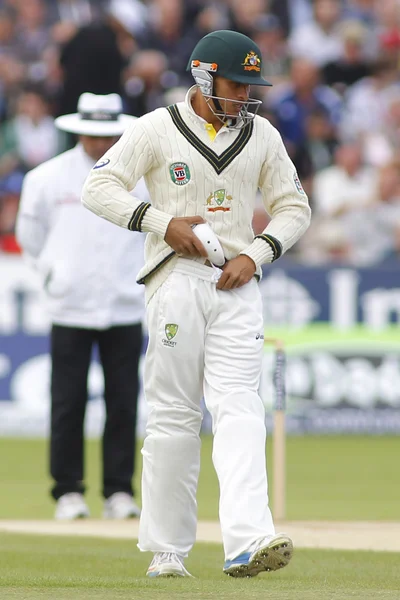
[82,29,311,578]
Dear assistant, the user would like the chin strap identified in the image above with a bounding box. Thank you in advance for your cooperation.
[207,96,230,126]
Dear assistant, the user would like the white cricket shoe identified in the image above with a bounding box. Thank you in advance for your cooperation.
[223,533,293,577]
[146,552,193,578]
[103,492,141,519]
[55,493,90,520]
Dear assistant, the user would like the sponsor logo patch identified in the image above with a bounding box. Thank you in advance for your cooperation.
[293,172,305,195]
[93,158,110,170]
[170,162,190,185]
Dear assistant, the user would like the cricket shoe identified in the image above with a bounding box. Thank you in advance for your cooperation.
[55,493,90,520]
[146,552,193,578]
[223,533,293,578]
[103,492,141,519]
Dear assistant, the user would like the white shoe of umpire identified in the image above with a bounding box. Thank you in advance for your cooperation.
[146,552,193,578]
[223,533,294,578]
[55,493,90,520]
[103,492,141,519]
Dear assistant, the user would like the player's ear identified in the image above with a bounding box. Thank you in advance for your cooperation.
[213,75,221,92]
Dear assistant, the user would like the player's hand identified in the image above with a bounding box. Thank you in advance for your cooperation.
[217,255,256,290]
[164,216,208,258]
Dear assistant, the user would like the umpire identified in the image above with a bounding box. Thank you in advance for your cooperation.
[16,93,146,520]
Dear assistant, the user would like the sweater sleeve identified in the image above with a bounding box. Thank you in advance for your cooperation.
[81,117,173,238]
[240,125,311,268]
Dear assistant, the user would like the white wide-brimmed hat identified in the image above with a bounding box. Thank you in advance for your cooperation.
[55,92,136,136]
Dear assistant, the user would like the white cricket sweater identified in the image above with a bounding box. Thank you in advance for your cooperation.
[82,86,311,303]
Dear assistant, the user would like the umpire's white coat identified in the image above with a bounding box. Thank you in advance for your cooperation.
[16,143,146,328]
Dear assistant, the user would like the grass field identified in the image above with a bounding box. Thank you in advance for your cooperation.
[1,435,400,599]
[0,435,399,521]
[1,533,400,600]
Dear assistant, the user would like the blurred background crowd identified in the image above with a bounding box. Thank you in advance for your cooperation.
[1,0,400,267]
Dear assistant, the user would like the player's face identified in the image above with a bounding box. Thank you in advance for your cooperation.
[80,135,119,161]
[213,76,250,116]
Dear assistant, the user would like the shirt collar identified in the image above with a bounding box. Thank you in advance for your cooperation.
[183,85,231,136]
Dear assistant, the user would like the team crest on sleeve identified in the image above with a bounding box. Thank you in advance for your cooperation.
[93,158,110,170]
[169,162,191,185]
[293,172,305,195]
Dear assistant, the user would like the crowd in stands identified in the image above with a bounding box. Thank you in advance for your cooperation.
[1,0,400,266]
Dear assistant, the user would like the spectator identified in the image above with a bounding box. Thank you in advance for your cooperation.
[228,0,269,37]
[144,0,202,85]
[0,170,23,252]
[253,14,290,82]
[194,2,231,37]
[343,0,381,59]
[304,106,338,174]
[0,8,26,118]
[270,58,342,151]
[14,0,50,74]
[285,0,314,33]
[343,0,377,27]
[106,0,148,57]
[288,0,344,67]
[375,0,400,37]
[379,28,400,66]
[0,0,398,269]
[268,0,295,38]
[0,7,19,58]
[360,87,400,167]
[312,140,377,217]
[57,18,126,116]
[339,57,400,144]
[0,86,64,175]
[124,49,174,116]
[46,0,105,26]
[322,19,372,94]
[342,159,400,265]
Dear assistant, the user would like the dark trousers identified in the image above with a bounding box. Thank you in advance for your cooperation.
[50,323,142,500]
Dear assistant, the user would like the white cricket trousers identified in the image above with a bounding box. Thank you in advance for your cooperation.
[138,259,275,560]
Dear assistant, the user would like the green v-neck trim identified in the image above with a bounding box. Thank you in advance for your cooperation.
[166,104,253,175]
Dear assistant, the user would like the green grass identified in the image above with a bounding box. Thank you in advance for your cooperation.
[1,533,400,600]
[263,324,400,346]
[1,436,400,598]
[0,436,400,521]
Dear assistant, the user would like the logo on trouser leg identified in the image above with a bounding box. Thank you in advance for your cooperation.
[163,323,179,347]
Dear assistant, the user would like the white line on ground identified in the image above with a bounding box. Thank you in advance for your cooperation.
[0,520,399,552]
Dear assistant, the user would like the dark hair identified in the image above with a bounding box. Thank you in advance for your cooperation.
[19,84,50,104]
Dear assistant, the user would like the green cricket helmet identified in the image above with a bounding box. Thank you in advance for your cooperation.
[187,30,272,129]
